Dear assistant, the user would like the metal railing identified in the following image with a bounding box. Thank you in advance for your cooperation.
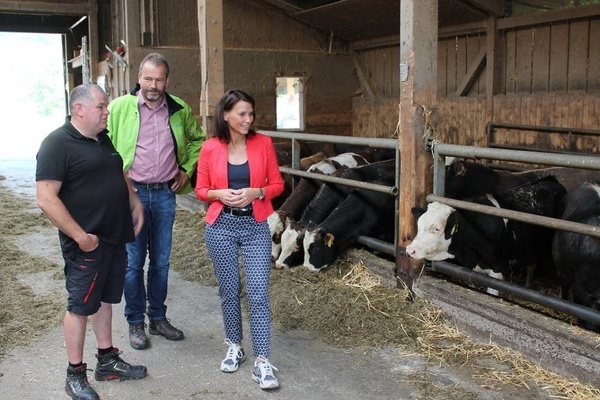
[430,143,600,327]
[262,130,399,256]
[487,122,600,156]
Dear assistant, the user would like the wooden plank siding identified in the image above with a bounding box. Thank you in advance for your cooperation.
[353,11,600,146]
[156,0,199,47]
[431,94,600,156]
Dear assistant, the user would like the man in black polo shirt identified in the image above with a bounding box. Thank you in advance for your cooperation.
[36,84,147,400]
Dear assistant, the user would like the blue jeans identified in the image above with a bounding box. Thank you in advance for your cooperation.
[124,185,176,324]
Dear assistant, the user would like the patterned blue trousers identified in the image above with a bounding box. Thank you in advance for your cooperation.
[205,212,273,358]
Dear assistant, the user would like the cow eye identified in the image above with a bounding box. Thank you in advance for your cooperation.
[433,226,441,233]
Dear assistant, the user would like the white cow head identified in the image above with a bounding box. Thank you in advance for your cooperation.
[275,217,304,268]
[406,202,456,261]
[267,211,284,260]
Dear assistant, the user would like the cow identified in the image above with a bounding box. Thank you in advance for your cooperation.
[445,158,600,199]
[270,152,370,260]
[272,151,329,210]
[268,177,321,260]
[275,181,349,268]
[406,176,566,295]
[307,152,369,175]
[275,159,396,269]
[302,175,397,272]
[552,180,600,332]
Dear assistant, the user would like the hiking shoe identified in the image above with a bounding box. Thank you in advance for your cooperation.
[149,319,184,341]
[94,348,148,381]
[252,357,279,390]
[65,363,99,400]
[220,339,246,373]
[129,322,150,350]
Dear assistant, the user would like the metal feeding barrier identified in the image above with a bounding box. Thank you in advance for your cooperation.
[262,130,398,256]
[430,143,600,327]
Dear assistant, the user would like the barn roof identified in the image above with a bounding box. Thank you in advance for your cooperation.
[258,0,600,42]
[0,1,596,41]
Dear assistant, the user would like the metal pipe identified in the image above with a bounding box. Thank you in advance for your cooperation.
[262,130,397,149]
[431,260,600,327]
[434,143,600,170]
[488,121,600,137]
[357,235,396,256]
[279,167,398,196]
[426,194,600,239]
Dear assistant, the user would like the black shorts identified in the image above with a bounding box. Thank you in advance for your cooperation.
[63,241,127,316]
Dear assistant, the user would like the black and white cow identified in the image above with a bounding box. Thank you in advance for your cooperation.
[407,176,566,294]
[268,178,321,260]
[302,175,396,271]
[269,152,369,260]
[552,180,600,332]
[445,158,600,199]
[275,159,396,269]
[275,179,349,268]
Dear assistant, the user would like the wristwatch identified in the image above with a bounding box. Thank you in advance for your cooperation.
[258,187,265,200]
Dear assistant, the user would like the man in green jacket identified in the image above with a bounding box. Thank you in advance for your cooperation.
[107,52,205,350]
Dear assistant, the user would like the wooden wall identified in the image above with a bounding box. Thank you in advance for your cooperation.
[353,6,600,151]
[222,0,357,135]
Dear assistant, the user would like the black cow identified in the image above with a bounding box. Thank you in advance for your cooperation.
[270,152,368,259]
[445,158,600,199]
[552,180,600,332]
[275,159,396,269]
[407,176,566,294]
[302,175,396,271]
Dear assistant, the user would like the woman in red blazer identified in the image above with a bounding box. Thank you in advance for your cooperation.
[195,89,284,390]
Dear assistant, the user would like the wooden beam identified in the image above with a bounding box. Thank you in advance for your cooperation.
[456,46,486,96]
[486,16,503,97]
[85,0,98,83]
[459,0,506,17]
[198,0,224,131]
[0,1,91,15]
[498,3,600,30]
[352,52,376,98]
[398,0,437,290]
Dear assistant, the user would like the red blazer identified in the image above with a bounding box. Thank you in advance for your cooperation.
[195,133,284,224]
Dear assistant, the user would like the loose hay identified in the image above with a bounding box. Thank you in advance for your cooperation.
[171,205,600,399]
[0,186,63,360]
[2,182,599,399]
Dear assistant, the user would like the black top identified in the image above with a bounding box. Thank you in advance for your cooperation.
[228,161,250,190]
[36,120,135,254]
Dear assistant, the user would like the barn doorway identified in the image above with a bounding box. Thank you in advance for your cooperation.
[0,32,66,160]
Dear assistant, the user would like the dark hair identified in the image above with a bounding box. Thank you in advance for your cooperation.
[139,52,170,77]
[213,89,257,142]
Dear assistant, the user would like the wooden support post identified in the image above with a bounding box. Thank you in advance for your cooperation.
[486,16,503,126]
[198,0,225,133]
[397,0,437,292]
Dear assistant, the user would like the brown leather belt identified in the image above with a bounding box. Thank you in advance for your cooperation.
[222,206,253,216]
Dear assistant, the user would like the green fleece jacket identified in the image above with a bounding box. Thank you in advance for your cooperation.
[107,85,205,194]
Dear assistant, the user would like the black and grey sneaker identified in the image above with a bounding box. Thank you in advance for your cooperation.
[94,348,148,381]
[220,339,246,373]
[252,357,279,390]
[65,363,99,400]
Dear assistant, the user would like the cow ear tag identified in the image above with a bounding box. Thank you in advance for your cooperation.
[325,233,335,247]
[451,223,458,235]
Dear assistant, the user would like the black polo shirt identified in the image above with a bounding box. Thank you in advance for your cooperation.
[36,120,135,254]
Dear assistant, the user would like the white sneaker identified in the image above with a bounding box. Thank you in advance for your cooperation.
[252,357,279,390]
[220,339,246,373]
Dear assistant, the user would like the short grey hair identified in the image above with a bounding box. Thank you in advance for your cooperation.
[69,84,105,114]
[139,52,170,77]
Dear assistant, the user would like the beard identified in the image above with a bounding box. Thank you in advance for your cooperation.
[143,88,163,102]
